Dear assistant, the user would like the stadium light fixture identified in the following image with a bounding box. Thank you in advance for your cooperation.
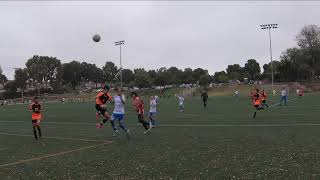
[260,24,278,87]
[114,40,125,88]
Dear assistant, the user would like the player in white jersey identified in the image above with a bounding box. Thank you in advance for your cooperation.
[110,88,130,139]
[178,95,184,112]
[235,90,239,102]
[149,96,157,128]
[280,87,288,106]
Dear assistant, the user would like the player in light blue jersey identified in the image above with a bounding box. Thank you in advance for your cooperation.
[110,88,130,139]
[149,96,157,128]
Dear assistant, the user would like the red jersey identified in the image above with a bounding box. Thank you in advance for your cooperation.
[133,96,144,114]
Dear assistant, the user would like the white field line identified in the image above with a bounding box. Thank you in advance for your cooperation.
[0,132,106,142]
[1,121,320,128]
[0,141,112,168]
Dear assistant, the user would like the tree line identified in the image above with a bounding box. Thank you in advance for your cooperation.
[0,24,319,99]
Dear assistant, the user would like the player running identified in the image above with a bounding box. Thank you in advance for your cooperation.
[131,92,151,134]
[95,85,113,128]
[178,95,185,112]
[149,96,157,128]
[280,87,288,106]
[110,88,130,139]
[260,89,269,108]
[253,89,264,119]
[29,97,42,140]
[201,90,208,108]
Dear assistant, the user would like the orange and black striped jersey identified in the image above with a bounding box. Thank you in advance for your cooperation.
[133,96,144,114]
[261,92,267,101]
[29,103,42,114]
[95,92,112,105]
[253,93,261,106]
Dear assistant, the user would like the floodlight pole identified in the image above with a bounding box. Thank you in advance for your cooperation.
[114,40,125,88]
[260,24,277,87]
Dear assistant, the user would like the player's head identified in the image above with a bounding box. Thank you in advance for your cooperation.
[255,88,259,93]
[116,88,123,96]
[150,96,154,100]
[131,92,137,98]
[34,97,39,104]
[103,84,110,93]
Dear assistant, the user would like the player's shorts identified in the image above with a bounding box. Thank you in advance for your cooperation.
[149,112,156,116]
[254,105,260,109]
[202,98,208,102]
[32,120,41,126]
[281,96,287,101]
[111,113,124,121]
[95,104,106,115]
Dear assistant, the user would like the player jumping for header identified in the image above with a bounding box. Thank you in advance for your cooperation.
[29,97,43,140]
[131,92,151,134]
[110,88,130,139]
[95,85,113,128]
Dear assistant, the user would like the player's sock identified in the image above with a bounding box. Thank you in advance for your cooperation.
[119,122,127,131]
[100,119,108,126]
[33,127,38,140]
[139,120,149,130]
[110,120,117,130]
[253,112,257,118]
[36,126,42,137]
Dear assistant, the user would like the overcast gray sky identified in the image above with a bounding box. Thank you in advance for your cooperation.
[1,1,320,80]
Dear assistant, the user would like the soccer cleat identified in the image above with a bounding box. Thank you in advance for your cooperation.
[144,129,151,134]
[126,129,130,140]
[113,130,119,137]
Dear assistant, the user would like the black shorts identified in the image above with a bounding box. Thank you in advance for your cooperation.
[32,120,38,125]
[254,105,259,109]
[95,104,106,115]
[137,114,144,121]
[202,98,208,103]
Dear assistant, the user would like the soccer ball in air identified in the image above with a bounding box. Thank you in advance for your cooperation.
[93,34,101,42]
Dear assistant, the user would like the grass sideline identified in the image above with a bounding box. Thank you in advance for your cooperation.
[0,93,320,179]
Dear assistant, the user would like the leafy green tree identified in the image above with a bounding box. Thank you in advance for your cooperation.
[167,67,183,85]
[134,68,151,89]
[193,68,208,82]
[102,62,118,85]
[25,55,61,87]
[244,59,261,80]
[226,64,243,80]
[296,25,320,79]
[213,71,229,83]
[122,69,135,85]
[154,67,169,86]
[199,74,212,87]
[61,61,82,89]
[181,68,195,84]
[14,68,28,101]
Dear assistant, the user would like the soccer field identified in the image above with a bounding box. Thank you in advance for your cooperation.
[1,94,320,179]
